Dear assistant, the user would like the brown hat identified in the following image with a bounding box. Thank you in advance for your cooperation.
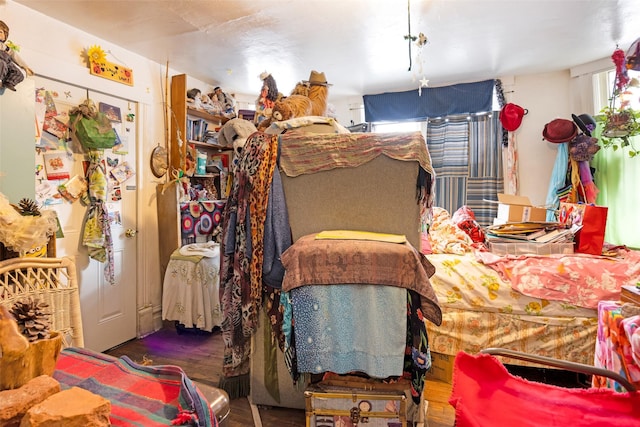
[304,70,332,86]
[542,118,578,143]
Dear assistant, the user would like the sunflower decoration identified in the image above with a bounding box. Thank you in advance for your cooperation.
[87,45,106,63]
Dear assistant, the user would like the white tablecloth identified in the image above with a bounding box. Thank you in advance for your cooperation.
[162,248,222,332]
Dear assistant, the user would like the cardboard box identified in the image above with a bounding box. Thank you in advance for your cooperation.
[425,352,454,384]
[496,194,547,223]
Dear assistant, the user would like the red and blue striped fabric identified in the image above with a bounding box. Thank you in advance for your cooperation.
[54,347,216,427]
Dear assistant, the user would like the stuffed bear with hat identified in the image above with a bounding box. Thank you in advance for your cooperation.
[290,70,331,117]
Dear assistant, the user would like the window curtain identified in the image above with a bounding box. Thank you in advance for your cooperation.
[363,79,495,123]
[427,114,503,227]
[592,134,640,249]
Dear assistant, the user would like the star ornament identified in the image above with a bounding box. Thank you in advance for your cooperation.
[420,76,429,87]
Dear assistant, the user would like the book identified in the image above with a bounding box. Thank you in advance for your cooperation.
[621,285,640,306]
[534,224,582,243]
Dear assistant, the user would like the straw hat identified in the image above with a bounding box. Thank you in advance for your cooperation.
[303,70,332,86]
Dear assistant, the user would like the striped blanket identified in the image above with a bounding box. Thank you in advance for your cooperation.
[54,347,216,427]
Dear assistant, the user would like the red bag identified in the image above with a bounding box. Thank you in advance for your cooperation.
[559,203,608,255]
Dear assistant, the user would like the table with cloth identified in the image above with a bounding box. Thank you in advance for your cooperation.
[162,242,222,332]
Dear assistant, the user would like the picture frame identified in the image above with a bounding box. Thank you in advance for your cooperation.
[99,102,122,122]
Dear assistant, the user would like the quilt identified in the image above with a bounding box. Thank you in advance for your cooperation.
[54,347,216,427]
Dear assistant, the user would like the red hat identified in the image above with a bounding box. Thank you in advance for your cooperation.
[542,118,578,143]
[499,103,528,131]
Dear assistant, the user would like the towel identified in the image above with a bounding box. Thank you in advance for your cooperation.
[179,241,220,259]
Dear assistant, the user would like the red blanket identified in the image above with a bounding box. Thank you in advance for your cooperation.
[450,351,640,427]
[54,347,216,427]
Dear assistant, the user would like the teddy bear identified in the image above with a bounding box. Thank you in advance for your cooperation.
[217,118,258,158]
[257,94,313,130]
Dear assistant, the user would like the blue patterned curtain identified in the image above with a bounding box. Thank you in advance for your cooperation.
[427,114,503,227]
[363,80,495,122]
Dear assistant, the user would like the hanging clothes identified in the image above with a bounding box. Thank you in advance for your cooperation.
[81,151,114,284]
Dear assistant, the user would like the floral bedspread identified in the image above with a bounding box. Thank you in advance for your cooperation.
[426,252,595,318]
[476,248,640,309]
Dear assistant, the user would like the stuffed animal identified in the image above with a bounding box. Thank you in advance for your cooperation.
[0,20,34,91]
[303,70,331,116]
[218,118,258,158]
[257,95,313,130]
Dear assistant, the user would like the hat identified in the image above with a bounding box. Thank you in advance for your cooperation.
[542,118,578,143]
[304,70,332,86]
[259,71,271,80]
[569,134,600,161]
[571,113,597,137]
[499,103,528,131]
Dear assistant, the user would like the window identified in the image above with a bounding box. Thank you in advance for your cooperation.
[592,68,640,249]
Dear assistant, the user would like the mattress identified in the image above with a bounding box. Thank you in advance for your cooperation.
[424,252,598,366]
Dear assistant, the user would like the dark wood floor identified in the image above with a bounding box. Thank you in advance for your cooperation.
[104,321,455,427]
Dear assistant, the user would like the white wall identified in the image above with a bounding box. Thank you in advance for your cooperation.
[1,0,593,338]
[501,71,572,206]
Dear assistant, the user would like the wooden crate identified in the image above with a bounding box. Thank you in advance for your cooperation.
[304,385,407,427]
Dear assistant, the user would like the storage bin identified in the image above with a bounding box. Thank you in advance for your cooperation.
[488,241,574,256]
[304,384,407,427]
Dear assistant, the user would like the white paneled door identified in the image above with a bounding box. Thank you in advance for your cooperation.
[35,77,137,352]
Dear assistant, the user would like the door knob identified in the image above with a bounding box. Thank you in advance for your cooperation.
[125,228,138,238]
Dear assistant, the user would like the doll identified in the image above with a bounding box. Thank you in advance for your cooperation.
[0,20,34,92]
[212,86,236,116]
[254,72,280,125]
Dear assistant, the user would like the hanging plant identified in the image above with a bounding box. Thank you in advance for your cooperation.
[597,46,640,157]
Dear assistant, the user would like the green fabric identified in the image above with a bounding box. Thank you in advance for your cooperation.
[592,128,640,249]
[263,307,280,403]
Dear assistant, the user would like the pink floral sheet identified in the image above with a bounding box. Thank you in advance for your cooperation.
[426,252,596,318]
[476,248,640,309]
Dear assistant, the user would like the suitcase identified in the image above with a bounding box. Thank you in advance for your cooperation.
[304,384,408,427]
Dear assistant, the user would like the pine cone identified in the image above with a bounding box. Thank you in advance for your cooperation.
[18,198,41,216]
[9,298,52,342]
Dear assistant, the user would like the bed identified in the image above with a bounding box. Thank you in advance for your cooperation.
[423,206,640,368]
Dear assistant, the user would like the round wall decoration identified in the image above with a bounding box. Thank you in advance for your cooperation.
[150,145,168,178]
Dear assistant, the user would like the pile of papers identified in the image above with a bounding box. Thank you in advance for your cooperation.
[485,222,581,244]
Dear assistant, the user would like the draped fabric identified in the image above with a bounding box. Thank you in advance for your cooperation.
[504,132,519,195]
[427,114,503,227]
[219,132,279,390]
[363,80,495,123]
[592,132,640,249]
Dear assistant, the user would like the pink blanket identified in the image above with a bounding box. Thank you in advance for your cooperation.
[450,351,640,427]
[475,248,640,309]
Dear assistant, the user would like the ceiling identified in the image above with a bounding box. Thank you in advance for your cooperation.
[14,0,640,99]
